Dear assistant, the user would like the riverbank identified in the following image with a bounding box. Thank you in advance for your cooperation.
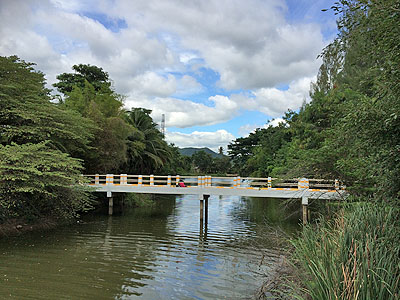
[255,254,307,300]
[0,217,60,238]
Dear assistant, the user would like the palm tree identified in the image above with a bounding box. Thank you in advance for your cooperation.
[124,108,171,174]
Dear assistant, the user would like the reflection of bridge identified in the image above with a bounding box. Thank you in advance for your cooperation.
[83,174,346,224]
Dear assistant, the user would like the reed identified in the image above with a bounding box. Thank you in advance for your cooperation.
[292,202,400,300]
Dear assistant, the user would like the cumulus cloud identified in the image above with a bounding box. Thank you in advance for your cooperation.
[0,0,325,91]
[166,130,235,152]
[103,0,325,89]
[232,76,314,117]
[126,95,238,128]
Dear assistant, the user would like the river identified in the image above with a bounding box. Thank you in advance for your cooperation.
[0,195,299,299]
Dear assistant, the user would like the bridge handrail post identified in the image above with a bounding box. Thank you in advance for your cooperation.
[237,176,241,188]
[233,176,237,188]
[209,176,212,187]
[106,174,114,185]
[95,174,99,185]
[298,178,309,190]
[335,179,339,190]
[176,175,180,187]
[198,176,202,187]
[150,174,154,186]
[138,175,143,186]
[167,175,171,187]
[268,177,272,188]
[120,174,127,185]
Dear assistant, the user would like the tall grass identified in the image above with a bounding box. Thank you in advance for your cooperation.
[292,202,400,300]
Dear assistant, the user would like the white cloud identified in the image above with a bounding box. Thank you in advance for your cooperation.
[166,130,235,152]
[125,94,238,128]
[175,75,204,96]
[0,0,326,94]
[104,0,325,90]
[129,72,177,97]
[232,76,314,117]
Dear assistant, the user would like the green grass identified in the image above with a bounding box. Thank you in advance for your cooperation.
[291,201,400,300]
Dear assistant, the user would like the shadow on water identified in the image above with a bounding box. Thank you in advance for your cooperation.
[0,194,300,299]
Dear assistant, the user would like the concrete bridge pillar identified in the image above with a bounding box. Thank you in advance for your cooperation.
[108,197,113,216]
[199,194,209,231]
[302,196,309,225]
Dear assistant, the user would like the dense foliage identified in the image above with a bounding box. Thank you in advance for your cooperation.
[0,56,95,222]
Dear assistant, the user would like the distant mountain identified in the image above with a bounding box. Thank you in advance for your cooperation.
[179,147,222,158]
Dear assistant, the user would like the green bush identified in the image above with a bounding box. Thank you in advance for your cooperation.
[0,143,95,222]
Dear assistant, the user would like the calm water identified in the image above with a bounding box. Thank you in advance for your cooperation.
[0,195,300,299]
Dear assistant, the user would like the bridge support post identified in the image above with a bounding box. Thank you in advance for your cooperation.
[204,195,209,225]
[199,194,204,232]
[199,194,209,234]
[302,196,309,225]
[108,196,113,216]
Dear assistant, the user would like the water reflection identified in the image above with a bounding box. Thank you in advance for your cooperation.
[0,195,299,299]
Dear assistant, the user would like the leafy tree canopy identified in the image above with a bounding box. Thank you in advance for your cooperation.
[53,64,111,94]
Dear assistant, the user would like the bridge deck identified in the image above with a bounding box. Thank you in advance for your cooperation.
[84,174,346,200]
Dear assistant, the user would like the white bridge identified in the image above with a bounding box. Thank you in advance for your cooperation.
[83,174,346,223]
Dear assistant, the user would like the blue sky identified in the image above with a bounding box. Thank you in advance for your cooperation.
[0,0,338,151]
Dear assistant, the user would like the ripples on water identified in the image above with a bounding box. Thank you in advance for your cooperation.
[0,195,299,299]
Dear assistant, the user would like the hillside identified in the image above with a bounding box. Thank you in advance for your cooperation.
[179,147,222,158]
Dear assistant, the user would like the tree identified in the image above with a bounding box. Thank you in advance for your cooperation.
[53,64,133,173]
[53,64,111,94]
[211,155,231,175]
[0,56,95,221]
[158,144,192,175]
[124,108,171,174]
[245,123,291,177]
[0,143,93,221]
[0,56,95,157]
[192,150,213,173]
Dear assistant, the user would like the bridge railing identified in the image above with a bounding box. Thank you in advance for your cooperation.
[81,174,345,191]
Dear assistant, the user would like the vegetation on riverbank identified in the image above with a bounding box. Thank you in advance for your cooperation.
[291,1,400,297]
[293,202,399,299]
[227,1,399,298]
